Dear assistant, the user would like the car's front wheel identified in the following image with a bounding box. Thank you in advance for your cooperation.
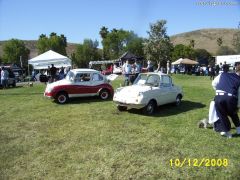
[99,89,110,100]
[175,95,182,106]
[56,92,69,104]
[143,100,156,115]
[117,105,127,111]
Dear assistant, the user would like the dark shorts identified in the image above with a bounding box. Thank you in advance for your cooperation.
[1,79,8,87]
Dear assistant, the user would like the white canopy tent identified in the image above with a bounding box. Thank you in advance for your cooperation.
[172,58,198,65]
[28,50,72,69]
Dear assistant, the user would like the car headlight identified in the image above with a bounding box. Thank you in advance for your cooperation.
[115,87,123,93]
[46,86,54,93]
[137,92,144,97]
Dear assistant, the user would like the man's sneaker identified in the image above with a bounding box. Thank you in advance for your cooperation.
[220,132,232,138]
[236,127,240,134]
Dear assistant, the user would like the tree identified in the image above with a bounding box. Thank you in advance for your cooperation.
[195,49,212,65]
[125,35,144,58]
[171,44,195,61]
[74,39,101,68]
[216,46,236,55]
[100,28,143,59]
[217,37,223,47]
[3,39,30,67]
[189,39,195,48]
[37,32,67,55]
[103,29,129,59]
[143,20,173,67]
[99,26,109,59]
[99,26,109,39]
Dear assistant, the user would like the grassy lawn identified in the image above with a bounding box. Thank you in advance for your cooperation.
[1,75,240,179]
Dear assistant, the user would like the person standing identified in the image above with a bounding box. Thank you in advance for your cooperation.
[222,61,229,73]
[209,65,215,80]
[50,64,57,82]
[212,65,240,138]
[147,60,154,72]
[1,67,9,89]
[134,61,141,80]
[59,66,65,80]
[31,70,37,81]
[122,60,132,86]
[215,64,220,75]
[167,60,171,75]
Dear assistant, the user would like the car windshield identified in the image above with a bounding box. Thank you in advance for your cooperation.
[133,74,160,87]
[65,71,74,81]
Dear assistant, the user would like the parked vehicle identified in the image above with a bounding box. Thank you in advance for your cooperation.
[44,69,114,104]
[113,72,183,115]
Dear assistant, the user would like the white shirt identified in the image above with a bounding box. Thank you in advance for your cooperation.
[1,69,9,80]
[212,73,225,93]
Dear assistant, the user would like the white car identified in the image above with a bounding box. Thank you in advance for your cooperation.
[113,72,183,115]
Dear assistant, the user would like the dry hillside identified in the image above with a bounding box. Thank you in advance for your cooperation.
[170,28,238,55]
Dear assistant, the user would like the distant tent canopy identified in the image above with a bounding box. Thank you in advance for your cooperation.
[28,50,72,69]
[172,58,198,65]
[119,52,143,62]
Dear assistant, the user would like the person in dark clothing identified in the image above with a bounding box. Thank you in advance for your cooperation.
[212,65,240,138]
[215,64,220,75]
[50,64,57,82]
[209,65,215,80]
[222,61,229,73]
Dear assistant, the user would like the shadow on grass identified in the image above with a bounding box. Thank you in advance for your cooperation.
[66,96,113,104]
[128,100,206,117]
[232,134,240,138]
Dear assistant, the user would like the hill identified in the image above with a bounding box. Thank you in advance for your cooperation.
[0,40,78,59]
[0,28,238,59]
[170,28,238,55]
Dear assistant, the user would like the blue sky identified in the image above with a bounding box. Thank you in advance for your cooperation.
[0,0,239,44]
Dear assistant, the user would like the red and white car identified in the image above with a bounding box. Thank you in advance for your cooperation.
[44,69,114,104]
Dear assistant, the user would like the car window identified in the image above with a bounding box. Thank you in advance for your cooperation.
[75,73,91,82]
[66,71,74,81]
[92,73,103,81]
[146,75,160,87]
[161,75,172,87]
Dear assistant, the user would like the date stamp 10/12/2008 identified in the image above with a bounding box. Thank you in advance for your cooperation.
[170,158,229,167]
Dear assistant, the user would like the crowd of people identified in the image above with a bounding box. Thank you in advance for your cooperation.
[31,64,71,83]
[171,61,231,80]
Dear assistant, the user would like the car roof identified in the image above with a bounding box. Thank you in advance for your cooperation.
[71,68,99,73]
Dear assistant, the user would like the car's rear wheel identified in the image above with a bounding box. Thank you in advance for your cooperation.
[175,95,182,106]
[99,89,110,100]
[143,100,156,115]
[56,92,69,104]
[12,81,16,87]
[117,105,127,111]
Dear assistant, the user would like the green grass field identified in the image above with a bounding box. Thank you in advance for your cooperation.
[1,75,240,179]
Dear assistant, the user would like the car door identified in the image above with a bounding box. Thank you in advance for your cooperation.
[145,74,167,105]
[159,75,176,104]
[72,73,92,97]
[90,73,105,93]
